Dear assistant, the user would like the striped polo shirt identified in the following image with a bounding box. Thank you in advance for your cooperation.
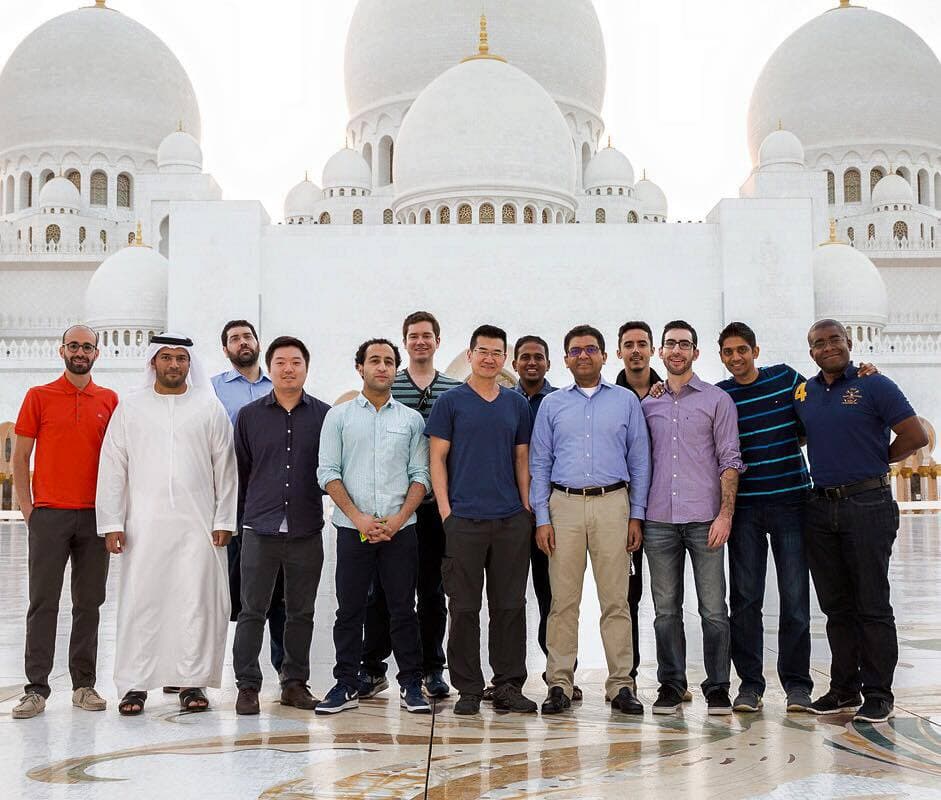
[716,364,811,506]
[391,369,462,421]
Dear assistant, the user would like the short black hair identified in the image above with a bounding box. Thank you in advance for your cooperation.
[402,311,440,340]
[617,321,653,348]
[718,321,757,350]
[355,338,402,368]
[61,324,99,346]
[564,324,605,354]
[513,335,549,360]
[807,318,848,344]
[221,319,258,348]
[469,324,507,352]
[265,335,310,368]
[661,319,698,348]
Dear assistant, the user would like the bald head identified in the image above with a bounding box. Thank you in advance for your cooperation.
[62,324,99,346]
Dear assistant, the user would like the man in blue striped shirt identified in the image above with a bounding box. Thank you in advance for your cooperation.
[716,322,874,714]
[316,339,431,715]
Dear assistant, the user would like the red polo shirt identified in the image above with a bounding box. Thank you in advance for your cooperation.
[14,374,119,509]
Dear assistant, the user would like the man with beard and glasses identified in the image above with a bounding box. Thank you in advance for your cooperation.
[359,311,460,701]
[642,320,744,717]
[210,320,284,681]
[11,325,118,719]
[96,334,237,716]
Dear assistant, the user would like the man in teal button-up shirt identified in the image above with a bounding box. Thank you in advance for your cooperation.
[316,338,431,715]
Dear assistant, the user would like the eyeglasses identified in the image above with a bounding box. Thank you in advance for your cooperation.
[64,342,96,354]
[567,345,601,358]
[663,340,695,352]
[810,335,847,350]
[472,347,506,360]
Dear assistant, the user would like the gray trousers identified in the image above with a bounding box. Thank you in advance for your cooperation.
[233,530,324,690]
[25,508,110,698]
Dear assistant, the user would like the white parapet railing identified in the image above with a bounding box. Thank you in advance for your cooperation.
[0,337,152,362]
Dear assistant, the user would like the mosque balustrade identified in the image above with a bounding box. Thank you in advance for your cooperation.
[0,337,150,362]
[856,235,939,252]
[0,239,128,258]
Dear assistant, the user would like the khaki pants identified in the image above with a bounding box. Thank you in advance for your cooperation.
[546,488,633,699]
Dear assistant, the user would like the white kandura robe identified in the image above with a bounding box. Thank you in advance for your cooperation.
[96,386,237,696]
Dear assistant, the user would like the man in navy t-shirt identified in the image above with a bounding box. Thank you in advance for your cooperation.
[794,319,927,724]
[425,324,536,716]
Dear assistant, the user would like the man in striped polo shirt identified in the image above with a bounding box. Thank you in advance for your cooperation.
[359,311,461,700]
[716,322,875,714]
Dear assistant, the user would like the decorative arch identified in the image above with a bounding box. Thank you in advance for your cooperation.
[843,168,861,203]
[893,220,908,240]
[502,203,516,224]
[353,209,364,225]
[595,208,606,223]
[438,205,450,225]
[542,208,550,224]
[40,169,55,187]
[319,212,331,225]
[383,208,393,224]
[45,224,60,244]
[90,171,107,206]
[361,142,373,178]
[407,211,417,225]
[628,210,638,223]
[523,205,535,224]
[581,142,592,185]
[825,170,835,204]
[20,172,33,208]
[117,173,132,208]
[422,208,431,225]
[917,169,930,205]
[847,226,855,242]
[158,216,170,258]
[458,204,472,224]
[479,203,495,224]
[869,167,885,192]
[5,175,13,213]
[867,223,875,240]
[79,226,86,246]
[66,169,81,193]
[556,211,564,224]
[377,136,394,187]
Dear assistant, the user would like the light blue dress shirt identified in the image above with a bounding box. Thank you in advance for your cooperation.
[211,368,273,425]
[317,394,431,530]
[529,379,651,526]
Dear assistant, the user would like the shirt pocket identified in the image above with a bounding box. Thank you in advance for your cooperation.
[385,426,413,460]
[683,407,715,451]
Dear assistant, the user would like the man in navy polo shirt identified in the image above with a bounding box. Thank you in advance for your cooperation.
[794,319,927,724]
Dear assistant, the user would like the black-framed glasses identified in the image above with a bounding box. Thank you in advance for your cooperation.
[65,342,96,354]
[663,339,695,352]
[567,345,601,358]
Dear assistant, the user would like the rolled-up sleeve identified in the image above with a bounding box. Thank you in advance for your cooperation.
[714,392,745,475]
[316,406,344,490]
[624,395,650,520]
[528,399,555,527]
[407,413,432,492]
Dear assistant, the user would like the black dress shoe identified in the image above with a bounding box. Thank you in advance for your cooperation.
[611,686,644,715]
[236,687,260,716]
[541,686,571,715]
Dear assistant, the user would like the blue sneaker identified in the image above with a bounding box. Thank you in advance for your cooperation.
[355,671,389,699]
[400,682,431,714]
[315,683,359,715]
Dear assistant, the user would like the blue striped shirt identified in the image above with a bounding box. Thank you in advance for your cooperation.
[716,364,811,506]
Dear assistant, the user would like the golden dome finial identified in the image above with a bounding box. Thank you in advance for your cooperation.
[828,218,838,243]
[461,12,507,63]
[178,119,184,133]
[839,0,850,7]
[95,0,106,7]
[607,135,612,148]
[777,119,783,131]
[642,168,647,181]
[134,221,143,246]
[304,169,309,182]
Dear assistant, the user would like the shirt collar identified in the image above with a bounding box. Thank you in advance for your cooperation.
[356,392,396,410]
[55,373,96,395]
[813,361,858,384]
[223,368,270,384]
[665,372,706,395]
[264,389,311,407]
[514,379,554,398]
[564,377,614,393]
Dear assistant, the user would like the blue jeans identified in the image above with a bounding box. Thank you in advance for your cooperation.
[644,522,730,695]
[728,500,812,696]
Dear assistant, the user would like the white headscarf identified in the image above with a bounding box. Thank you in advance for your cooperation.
[141,332,210,392]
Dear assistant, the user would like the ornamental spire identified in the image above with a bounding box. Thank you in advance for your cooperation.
[134,221,143,247]
[461,12,507,63]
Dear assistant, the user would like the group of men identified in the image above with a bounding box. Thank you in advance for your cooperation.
[11,310,926,726]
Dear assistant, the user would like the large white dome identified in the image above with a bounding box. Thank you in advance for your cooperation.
[871,173,914,207]
[39,176,82,212]
[322,148,371,190]
[284,178,322,220]
[157,130,203,174]
[393,56,577,209]
[813,239,888,328]
[0,4,200,157]
[84,244,168,331]
[747,5,941,164]
[344,0,606,122]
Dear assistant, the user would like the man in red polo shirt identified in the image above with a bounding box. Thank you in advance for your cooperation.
[11,324,118,719]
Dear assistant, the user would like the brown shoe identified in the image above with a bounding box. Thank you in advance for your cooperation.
[280,683,319,710]
[236,687,260,716]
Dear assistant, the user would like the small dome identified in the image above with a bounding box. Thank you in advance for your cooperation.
[635,177,667,218]
[39,176,81,211]
[84,243,168,331]
[322,148,371,190]
[871,173,914,207]
[157,130,203,174]
[584,145,635,190]
[813,238,888,328]
[757,128,805,171]
[393,56,576,209]
[284,178,322,220]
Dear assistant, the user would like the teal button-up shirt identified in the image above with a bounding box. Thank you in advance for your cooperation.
[317,393,431,529]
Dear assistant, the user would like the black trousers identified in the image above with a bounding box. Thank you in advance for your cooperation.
[233,531,324,690]
[362,502,447,675]
[804,486,899,703]
[530,536,641,678]
[333,525,422,689]
[441,511,531,696]
[24,508,110,698]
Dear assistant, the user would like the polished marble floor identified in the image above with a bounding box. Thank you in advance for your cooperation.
[1,516,939,799]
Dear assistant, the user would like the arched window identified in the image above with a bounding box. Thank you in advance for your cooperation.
[627,211,638,223]
[40,170,54,187]
[128,231,136,244]
[867,223,875,240]
[79,226,86,245]
[606,187,613,195]
[479,203,495,224]
[439,206,450,224]
[99,229,107,247]
[319,212,331,225]
[870,167,884,193]
[383,209,393,225]
[847,226,854,242]
[422,209,431,225]
[619,188,624,195]
[843,168,861,203]
[502,204,516,224]
[458,204,472,224]
[90,171,107,206]
[596,208,606,223]
[21,173,33,208]
[353,209,364,225]
[45,224,61,244]
[66,169,81,193]
[893,220,908,240]
[920,223,925,240]
[826,170,835,204]
[351,189,357,197]
[556,211,564,224]
[339,188,345,197]
[917,169,929,205]
[523,206,535,224]
[407,212,417,225]
[117,173,132,208]
[542,209,550,224]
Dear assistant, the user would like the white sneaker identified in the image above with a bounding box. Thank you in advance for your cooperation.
[72,686,107,711]
[13,692,46,719]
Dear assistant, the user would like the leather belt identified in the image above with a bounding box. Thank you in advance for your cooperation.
[813,474,890,500]
[551,481,626,497]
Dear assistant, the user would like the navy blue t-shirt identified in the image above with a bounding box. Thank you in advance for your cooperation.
[424,383,532,519]
[793,363,916,487]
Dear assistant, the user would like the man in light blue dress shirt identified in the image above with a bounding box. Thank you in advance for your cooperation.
[316,338,431,715]
[530,325,651,716]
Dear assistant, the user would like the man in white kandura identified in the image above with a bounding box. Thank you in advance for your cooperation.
[96,333,237,716]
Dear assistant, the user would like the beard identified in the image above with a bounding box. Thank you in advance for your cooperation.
[65,356,93,375]
[229,347,259,367]
[155,371,187,388]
